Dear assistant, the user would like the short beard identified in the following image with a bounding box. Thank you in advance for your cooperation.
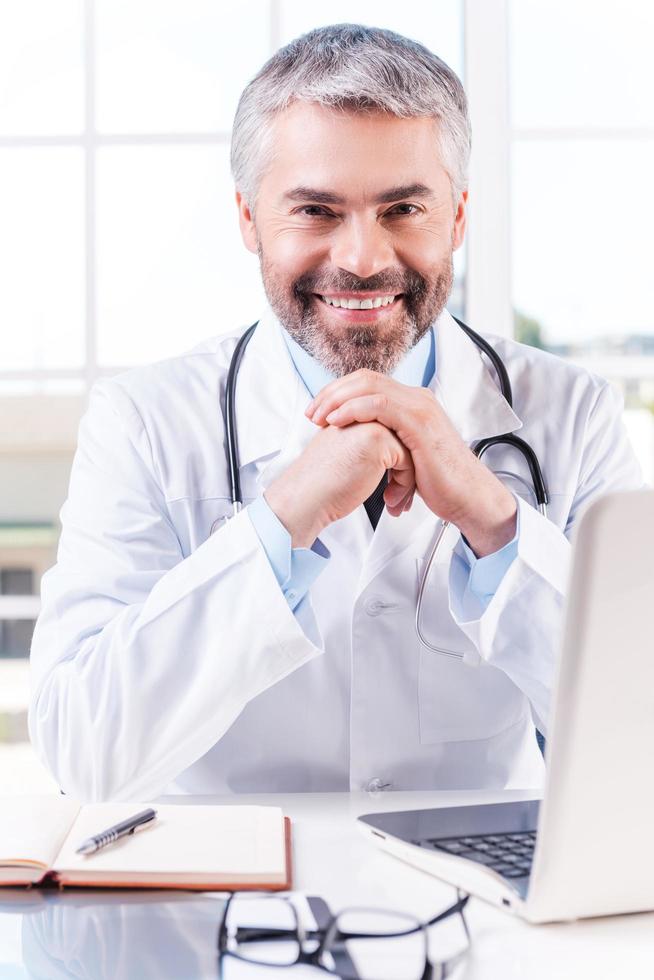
[257,241,454,377]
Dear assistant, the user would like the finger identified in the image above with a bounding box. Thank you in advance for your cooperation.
[385,484,412,509]
[307,373,395,424]
[306,369,383,410]
[323,394,420,446]
[384,479,410,507]
[387,463,415,493]
[386,488,414,518]
[385,456,416,516]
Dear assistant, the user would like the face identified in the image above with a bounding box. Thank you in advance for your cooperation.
[236,102,467,376]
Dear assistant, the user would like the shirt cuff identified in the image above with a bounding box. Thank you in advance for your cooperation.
[247,494,330,612]
[454,497,521,610]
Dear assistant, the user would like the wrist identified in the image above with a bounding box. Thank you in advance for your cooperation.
[263,482,325,550]
[457,491,518,558]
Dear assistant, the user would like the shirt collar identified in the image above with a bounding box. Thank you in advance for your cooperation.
[282,324,436,398]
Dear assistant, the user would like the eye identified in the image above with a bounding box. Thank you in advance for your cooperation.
[295,205,334,217]
[387,203,421,216]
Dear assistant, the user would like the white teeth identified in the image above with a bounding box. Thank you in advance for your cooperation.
[321,294,396,309]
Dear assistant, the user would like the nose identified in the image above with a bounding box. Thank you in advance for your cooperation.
[329,214,396,280]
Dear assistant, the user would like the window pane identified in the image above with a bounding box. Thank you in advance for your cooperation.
[0,0,84,136]
[0,148,85,370]
[95,0,270,134]
[511,140,654,346]
[97,145,266,366]
[279,0,463,79]
[510,0,654,129]
[511,140,654,480]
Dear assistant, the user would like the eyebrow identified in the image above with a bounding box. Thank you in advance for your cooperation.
[282,183,435,206]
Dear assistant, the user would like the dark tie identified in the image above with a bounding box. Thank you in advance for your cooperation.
[364,472,388,530]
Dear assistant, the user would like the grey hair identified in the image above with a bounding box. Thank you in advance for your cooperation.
[231,23,471,214]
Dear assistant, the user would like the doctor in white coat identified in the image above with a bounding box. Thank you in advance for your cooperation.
[29,25,643,802]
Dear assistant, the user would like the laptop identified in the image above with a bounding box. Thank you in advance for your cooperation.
[359,489,654,923]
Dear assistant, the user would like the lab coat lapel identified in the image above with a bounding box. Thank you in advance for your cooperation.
[357,309,524,592]
[432,310,523,444]
[234,306,307,473]
[234,305,320,490]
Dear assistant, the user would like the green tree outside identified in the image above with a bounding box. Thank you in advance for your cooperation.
[514,309,547,350]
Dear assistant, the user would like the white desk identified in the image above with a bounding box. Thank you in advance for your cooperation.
[166,789,654,980]
[1,789,652,978]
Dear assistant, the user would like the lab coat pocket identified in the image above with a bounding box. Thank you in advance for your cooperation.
[415,558,525,744]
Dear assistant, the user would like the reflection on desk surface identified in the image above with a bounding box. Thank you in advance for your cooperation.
[9,890,223,979]
[4,882,654,980]
[0,889,319,980]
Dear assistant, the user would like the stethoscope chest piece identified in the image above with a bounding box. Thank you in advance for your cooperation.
[209,516,227,536]
[209,501,243,537]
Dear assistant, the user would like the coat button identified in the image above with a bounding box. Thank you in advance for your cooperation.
[363,595,393,617]
[364,777,393,793]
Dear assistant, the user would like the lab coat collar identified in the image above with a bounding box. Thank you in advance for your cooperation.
[432,309,523,443]
[234,304,307,473]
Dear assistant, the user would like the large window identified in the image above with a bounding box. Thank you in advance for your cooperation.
[509,0,654,481]
[0,0,464,388]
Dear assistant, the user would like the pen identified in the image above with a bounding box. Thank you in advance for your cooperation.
[75,808,158,855]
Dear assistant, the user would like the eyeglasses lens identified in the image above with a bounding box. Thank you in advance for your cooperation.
[323,908,428,980]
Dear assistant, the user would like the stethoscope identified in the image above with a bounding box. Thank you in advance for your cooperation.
[216,316,548,656]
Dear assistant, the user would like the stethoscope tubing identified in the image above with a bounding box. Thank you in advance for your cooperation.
[224,322,257,515]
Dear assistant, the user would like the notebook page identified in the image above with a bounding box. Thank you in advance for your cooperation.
[54,804,286,878]
[0,795,81,869]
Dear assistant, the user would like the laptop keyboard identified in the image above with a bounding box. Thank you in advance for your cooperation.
[417,831,536,878]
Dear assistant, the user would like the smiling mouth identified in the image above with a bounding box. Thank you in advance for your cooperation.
[314,293,403,312]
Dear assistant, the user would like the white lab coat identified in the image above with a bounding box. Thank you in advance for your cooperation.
[29,307,644,801]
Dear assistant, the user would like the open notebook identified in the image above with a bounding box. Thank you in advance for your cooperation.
[0,796,292,890]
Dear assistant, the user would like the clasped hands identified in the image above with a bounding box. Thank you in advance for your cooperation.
[265,370,516,557]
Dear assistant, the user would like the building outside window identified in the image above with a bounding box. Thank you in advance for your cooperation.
[1,564,36,658]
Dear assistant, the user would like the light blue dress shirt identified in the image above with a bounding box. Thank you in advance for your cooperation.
[247,325,518,615]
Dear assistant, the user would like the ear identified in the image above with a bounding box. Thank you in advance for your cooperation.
[235,190,258,255]
[452,189,468,251]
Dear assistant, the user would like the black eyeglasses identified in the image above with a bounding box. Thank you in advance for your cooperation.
[216,890,470,980]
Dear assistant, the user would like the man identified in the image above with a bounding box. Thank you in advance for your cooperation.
[30,25,642,801]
